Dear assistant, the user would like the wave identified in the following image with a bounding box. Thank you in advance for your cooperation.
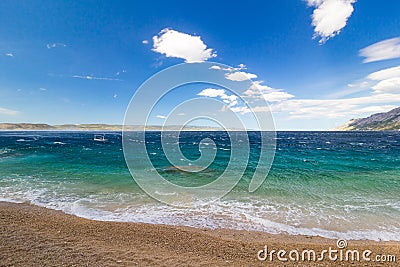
[1,188,399,242]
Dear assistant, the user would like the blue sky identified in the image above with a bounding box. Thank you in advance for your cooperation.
[1,0,400,130]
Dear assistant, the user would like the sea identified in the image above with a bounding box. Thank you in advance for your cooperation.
[0,131,399,241]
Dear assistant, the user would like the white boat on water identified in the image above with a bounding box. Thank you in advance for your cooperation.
[94,135,107,142]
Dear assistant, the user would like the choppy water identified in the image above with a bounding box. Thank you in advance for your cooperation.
[0,131,399,241]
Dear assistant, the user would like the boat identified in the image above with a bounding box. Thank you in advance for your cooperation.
[94,135,107,142]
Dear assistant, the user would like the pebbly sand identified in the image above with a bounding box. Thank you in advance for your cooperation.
[0,201,399,266]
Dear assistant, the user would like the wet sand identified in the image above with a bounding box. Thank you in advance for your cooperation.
[0,201,399,266]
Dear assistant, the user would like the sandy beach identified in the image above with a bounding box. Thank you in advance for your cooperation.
[0,201,398,266]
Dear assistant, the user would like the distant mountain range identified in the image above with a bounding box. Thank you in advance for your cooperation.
[0,123,229,131]
[3,107,400,131]
[335,107,400,131]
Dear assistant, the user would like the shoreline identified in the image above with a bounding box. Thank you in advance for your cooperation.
[1,201,399,266]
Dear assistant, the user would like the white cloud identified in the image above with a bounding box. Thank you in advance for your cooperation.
[198,88,226,98]
[367,66,400,81]
[156,115,167,119]
[359,37,400,63]
[152,28,217,63]
[264,93,400,119]
[115,70,127,76]
[361,66,400,94]
[113,94,118,99]
[372,78,400,94]
[333,65,400,97]
[5,53,14,57]
[0,107,19,116]
[307,0,356,44]
[202,65,399,121]
[142,40,149,44]
[224,71,257,81]
[238,63,246,70]
[352,105,398,114]
[39,88,47,91]
[47,43,67,49]
[347,81,371,88]
[209,64,247,72]
[197,88,238,107]
[262,91,296,102]
[328,81,372,98]
[209,65,222,70]
[243,81,295,102]
[71,75,122,81]
[230,106,251,114]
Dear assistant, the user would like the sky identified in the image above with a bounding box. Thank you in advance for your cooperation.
[1,0,400,130]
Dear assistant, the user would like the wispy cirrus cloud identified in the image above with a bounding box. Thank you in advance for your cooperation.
[306,0,356,44]
[156,115,167,119]
[0,107,19,116]
[367,66,400,81]
[152,28,217,63]
[366,66,400,94]
[46,43,67,49]
[331,65,400,98]
[115,70,126,76]
[359,37,400,63]
[71,75,122,81]
[269,94,400,119]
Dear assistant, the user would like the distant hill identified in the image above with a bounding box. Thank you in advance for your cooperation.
[0,123,231,131]
[335,107,400,131]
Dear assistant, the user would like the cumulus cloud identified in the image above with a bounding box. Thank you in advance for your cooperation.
[225,71,257,81]
[200,68,399,120]
[152,28,217,63]
[142,40,149,44]
[46,43,67,49]
[197,88,239,107]
[243,81,295,102]
[359,37,400,63]
[209,64,256,82]
[307,0,356,44]
[0,107,19,116]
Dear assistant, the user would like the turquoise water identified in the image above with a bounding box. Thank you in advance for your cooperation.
[0,131,399,241]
